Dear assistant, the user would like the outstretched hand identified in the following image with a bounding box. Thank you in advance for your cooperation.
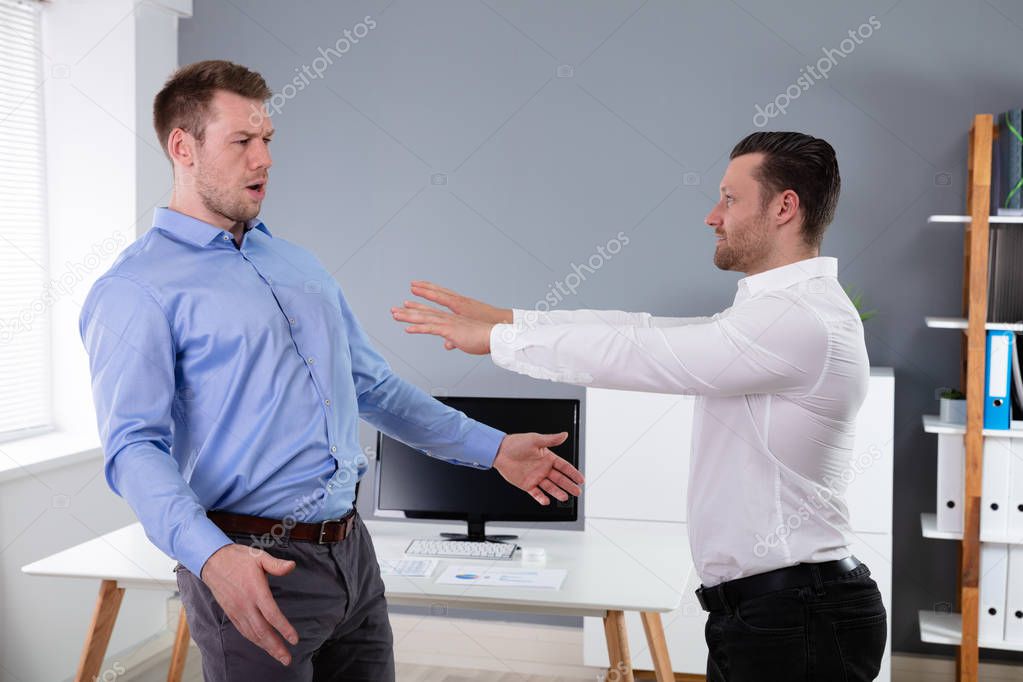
[391,301,495,354]
[409,281,513,325]
[492,432,584,505]
[395,284,585,503]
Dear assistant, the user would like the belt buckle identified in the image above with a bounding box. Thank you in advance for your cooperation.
[318,519,337,544]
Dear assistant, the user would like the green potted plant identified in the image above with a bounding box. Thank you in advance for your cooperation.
[843,285,877,322]
[938,387,967,424]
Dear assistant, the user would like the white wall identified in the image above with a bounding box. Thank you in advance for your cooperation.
[0,457,166,682]
[134,1,182,235]
[0,1,191,680]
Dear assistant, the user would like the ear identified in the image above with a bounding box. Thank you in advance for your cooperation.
[166,127,197,172]
[775,188,800,228]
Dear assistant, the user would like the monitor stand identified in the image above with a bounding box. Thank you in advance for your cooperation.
[439,518,517,543]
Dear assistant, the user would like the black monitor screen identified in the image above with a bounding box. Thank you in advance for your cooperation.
[375,396,580,524]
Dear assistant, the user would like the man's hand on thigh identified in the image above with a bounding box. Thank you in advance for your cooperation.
[201,544,300,665]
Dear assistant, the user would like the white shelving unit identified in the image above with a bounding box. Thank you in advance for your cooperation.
[920,611,1023,653]
[918,116,1023,681]
[920,513,1023,545]
[928,215,1023,224]
[922,414,1023,438]
[925,316,1023,332]
[919,361,1023,654]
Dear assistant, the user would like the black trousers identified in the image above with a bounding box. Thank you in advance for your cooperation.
[704,562,887,681]
[176,513,395,682]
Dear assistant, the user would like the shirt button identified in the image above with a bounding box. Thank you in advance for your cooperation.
[324,399,331,406]
[307,357,315,364]
[222,235,230,241]
[266,277,273,284]
[288,317,296,325]
[330,445,337,453]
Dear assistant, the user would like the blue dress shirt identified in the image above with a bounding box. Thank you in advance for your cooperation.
[79,207,505,575]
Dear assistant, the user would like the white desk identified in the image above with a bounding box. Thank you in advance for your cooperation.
[23,518,685,682]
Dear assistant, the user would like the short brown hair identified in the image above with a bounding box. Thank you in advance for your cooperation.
[153,60,271,156]
[730,132,841,248]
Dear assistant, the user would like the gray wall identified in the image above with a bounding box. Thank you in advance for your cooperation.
[180,0,1023,659]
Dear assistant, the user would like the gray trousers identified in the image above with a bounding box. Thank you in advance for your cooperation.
[175,513,395,682]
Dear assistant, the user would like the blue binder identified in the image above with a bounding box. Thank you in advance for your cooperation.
[984,329,1014,430]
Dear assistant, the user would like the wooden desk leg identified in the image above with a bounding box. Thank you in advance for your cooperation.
[603,610,635,682]
[75,579,125,682]
[167,607,190,682]
[640,611,674,682]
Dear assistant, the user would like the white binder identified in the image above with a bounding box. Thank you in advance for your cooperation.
[982,437,1013,537]
[1005,544,1023,643]
[980,542,1009,642]
[936,433,964,533]
[1009,439,1023,540]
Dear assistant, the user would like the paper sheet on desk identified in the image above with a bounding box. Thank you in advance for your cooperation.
[378,558,438,577]
[436,564,567,590]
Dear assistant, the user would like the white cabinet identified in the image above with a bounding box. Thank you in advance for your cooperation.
[583,391,694,522]
[846,373,896,533]
[582,367,895,680]
[845,530,893,682]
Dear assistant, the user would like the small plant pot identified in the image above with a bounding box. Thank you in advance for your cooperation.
[940,397,967,424]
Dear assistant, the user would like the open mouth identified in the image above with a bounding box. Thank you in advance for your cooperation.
[245,182,266,199]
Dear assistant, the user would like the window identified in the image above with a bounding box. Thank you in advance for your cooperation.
[0,0,51,442]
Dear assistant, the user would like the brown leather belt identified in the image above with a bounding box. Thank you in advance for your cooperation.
[207,508,358,544]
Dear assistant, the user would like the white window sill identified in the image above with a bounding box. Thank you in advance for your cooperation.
[0,428,102,484]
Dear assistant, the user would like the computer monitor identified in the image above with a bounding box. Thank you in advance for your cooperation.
[374,396,580,542]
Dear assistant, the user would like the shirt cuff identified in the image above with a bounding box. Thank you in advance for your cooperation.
[491,323,519,372]
[457,420,506,469]
[177,516,234,576]
[511,308,546,329]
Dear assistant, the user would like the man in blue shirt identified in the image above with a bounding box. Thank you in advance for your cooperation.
[79,60,584,682]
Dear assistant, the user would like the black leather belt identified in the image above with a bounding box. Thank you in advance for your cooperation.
[695,556,863,613]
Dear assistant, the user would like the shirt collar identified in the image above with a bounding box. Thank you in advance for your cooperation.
[152,207,272,247]
[737,256,838,298]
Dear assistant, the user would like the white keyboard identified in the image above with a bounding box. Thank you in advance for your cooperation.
[405,538,517,560]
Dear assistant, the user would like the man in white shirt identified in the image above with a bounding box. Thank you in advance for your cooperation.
[390,132,887,681]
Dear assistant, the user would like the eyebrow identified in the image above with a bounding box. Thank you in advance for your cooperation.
[229,129,275,138]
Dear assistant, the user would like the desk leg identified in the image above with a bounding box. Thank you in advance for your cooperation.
[640,611,674,682]
[75,579,125,682]
[603,610,635,682]
[167,607,190,682]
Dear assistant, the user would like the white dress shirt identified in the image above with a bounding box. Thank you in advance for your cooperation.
[489,256,870,586]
